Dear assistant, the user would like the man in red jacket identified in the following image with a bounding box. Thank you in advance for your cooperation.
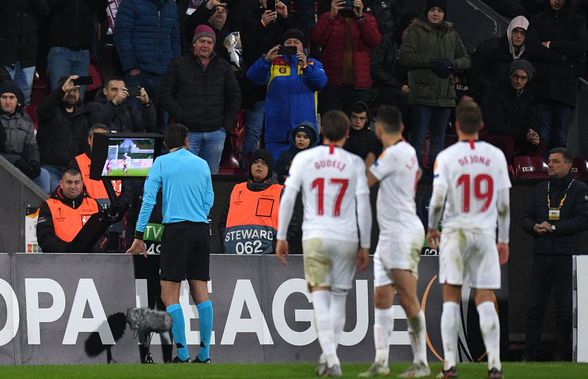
[311,0,381,113]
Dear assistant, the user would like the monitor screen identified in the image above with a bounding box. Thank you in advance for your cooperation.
[90,133,162,180]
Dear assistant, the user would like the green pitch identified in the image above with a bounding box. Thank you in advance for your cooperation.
[0,362,587,378]
[106,168,151,176]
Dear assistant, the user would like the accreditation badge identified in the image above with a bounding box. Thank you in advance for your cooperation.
[548,208,560,221]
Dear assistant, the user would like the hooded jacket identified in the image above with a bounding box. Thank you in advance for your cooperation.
[399,18,471,107]
[527,0,588,106]
[275,123,318,181]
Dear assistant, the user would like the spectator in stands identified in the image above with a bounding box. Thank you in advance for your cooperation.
[527,0,588,153]
[46,0,107,99]
[470,15,530,102]
[219,149,283,254]
[87,77,157,132]
[370,11,414,122]
[522,147,588,361]
[0,0,49,105]
[36,75,90,192]
[343,101,382,167]
[36,167,102,252]
[311,0,382,113]
[159,25,241,174]
[185,0,238,65]
[0,81,51,192]
[241,0,293,166]
[247,28,327,160]
[482,59,540,161]
[399,0,471,169]
[114,0,181,131]
[275,121,318,183]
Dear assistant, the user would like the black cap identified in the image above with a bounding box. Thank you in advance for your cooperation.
[0,81,23,107]
[283,28,305,47]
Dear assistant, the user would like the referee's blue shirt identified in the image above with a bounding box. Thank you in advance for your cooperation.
[136,148,214,233]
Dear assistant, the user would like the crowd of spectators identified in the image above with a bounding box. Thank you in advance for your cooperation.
[1,0,587,190]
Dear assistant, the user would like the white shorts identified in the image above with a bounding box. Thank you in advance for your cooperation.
[374,226,424,287]
[438,229,501,289]
[302,238,358,290]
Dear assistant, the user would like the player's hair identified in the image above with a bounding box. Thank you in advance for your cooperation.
[549,147,573,163]
[89,123,109,137]
[456,100,483,135]
[62,167,82,179]
[164,123,189,149]
[321,111,350,141]
[105,76,126,88]
[376,105,402,134]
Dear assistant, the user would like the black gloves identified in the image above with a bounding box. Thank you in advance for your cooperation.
[14,159,41,179]
[431,58,454,79]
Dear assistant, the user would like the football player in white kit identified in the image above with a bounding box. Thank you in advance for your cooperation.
[360,106,430,378]
[426,101,510,379]
[276,111,372,377]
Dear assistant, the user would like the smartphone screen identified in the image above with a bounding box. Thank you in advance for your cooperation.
[72,76,93,86]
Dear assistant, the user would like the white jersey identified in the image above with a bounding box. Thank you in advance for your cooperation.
[433,140,511,232]
[369,141,422,233]
[285,145,369,243]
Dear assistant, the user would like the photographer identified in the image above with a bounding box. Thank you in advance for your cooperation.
[87,77,157,133]
[246,28,327,160]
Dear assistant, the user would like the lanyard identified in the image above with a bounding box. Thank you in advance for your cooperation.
[547,179,574,209]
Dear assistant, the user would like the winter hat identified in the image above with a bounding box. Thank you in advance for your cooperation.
[249,149,274,181]
[291,122,318,148]
[0,81,23,109]
[283,28,305,47]
[193,24,216,44]
[426,0,447,13]
[509,59,535,81]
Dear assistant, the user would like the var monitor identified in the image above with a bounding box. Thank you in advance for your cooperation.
[90,133,162,180]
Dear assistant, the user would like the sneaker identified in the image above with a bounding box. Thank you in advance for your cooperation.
[193,356,211,364]
[324,363,343,377]
[399,363,431,378]
[358,362,390,377]
[171,356,191,363]
[436,366,457,379]
[316,361,328,376]
[487,368,503,379]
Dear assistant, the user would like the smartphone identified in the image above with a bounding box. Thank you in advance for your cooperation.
[127,86,141,97]
[278,46,298,56]
[72,76,93,86]
[344,0,354,9]
[266,0,275,12]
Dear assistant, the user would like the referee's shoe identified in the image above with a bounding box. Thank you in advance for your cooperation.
[172,356,191,363]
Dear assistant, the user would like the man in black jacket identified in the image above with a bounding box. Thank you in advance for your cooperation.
[527,0,588,154]
[46,0,107,99]
[159,24,241,174]
[87,77,157,132]
[36,75,90,191]
[522,147,588,361]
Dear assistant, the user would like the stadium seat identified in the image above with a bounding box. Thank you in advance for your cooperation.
[219,110,246,175]
[512,155,548,180]
[572,157,588,180]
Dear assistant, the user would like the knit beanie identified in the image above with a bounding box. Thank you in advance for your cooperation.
[509,59,535,81]
[193,24,216,44]
[426,0,447,13]
[283,28,305,47]
[0,81,23,110]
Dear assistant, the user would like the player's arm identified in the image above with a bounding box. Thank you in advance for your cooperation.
[356,162,372,271]
[367,169,379,187]
[496,188,510,264]
[276,156,303,265]
[426,183,447,249]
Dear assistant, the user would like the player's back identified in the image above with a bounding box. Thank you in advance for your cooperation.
[434,141,511,233]
[285,145,369,243]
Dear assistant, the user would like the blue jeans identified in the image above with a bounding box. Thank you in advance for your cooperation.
[536,102,574,154]
[47,47,90,99]
[243,101,265,158]
[42,164,66,192]
[33,168,52,193]
[187,129,226,174]
[125,71,167,132]
[410,105,451,168]
[5,63,36,105]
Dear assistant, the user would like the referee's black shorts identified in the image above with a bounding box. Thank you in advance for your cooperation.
[160,221,210,282]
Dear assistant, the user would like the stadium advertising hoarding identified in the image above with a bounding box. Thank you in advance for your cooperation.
[0,254,508,365]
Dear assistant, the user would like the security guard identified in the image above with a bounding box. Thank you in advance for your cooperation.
[36,167,101,252]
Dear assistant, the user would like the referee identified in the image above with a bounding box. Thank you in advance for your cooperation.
[127,123,214,363]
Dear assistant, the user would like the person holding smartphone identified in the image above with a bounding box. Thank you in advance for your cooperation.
[246,28,327,160]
